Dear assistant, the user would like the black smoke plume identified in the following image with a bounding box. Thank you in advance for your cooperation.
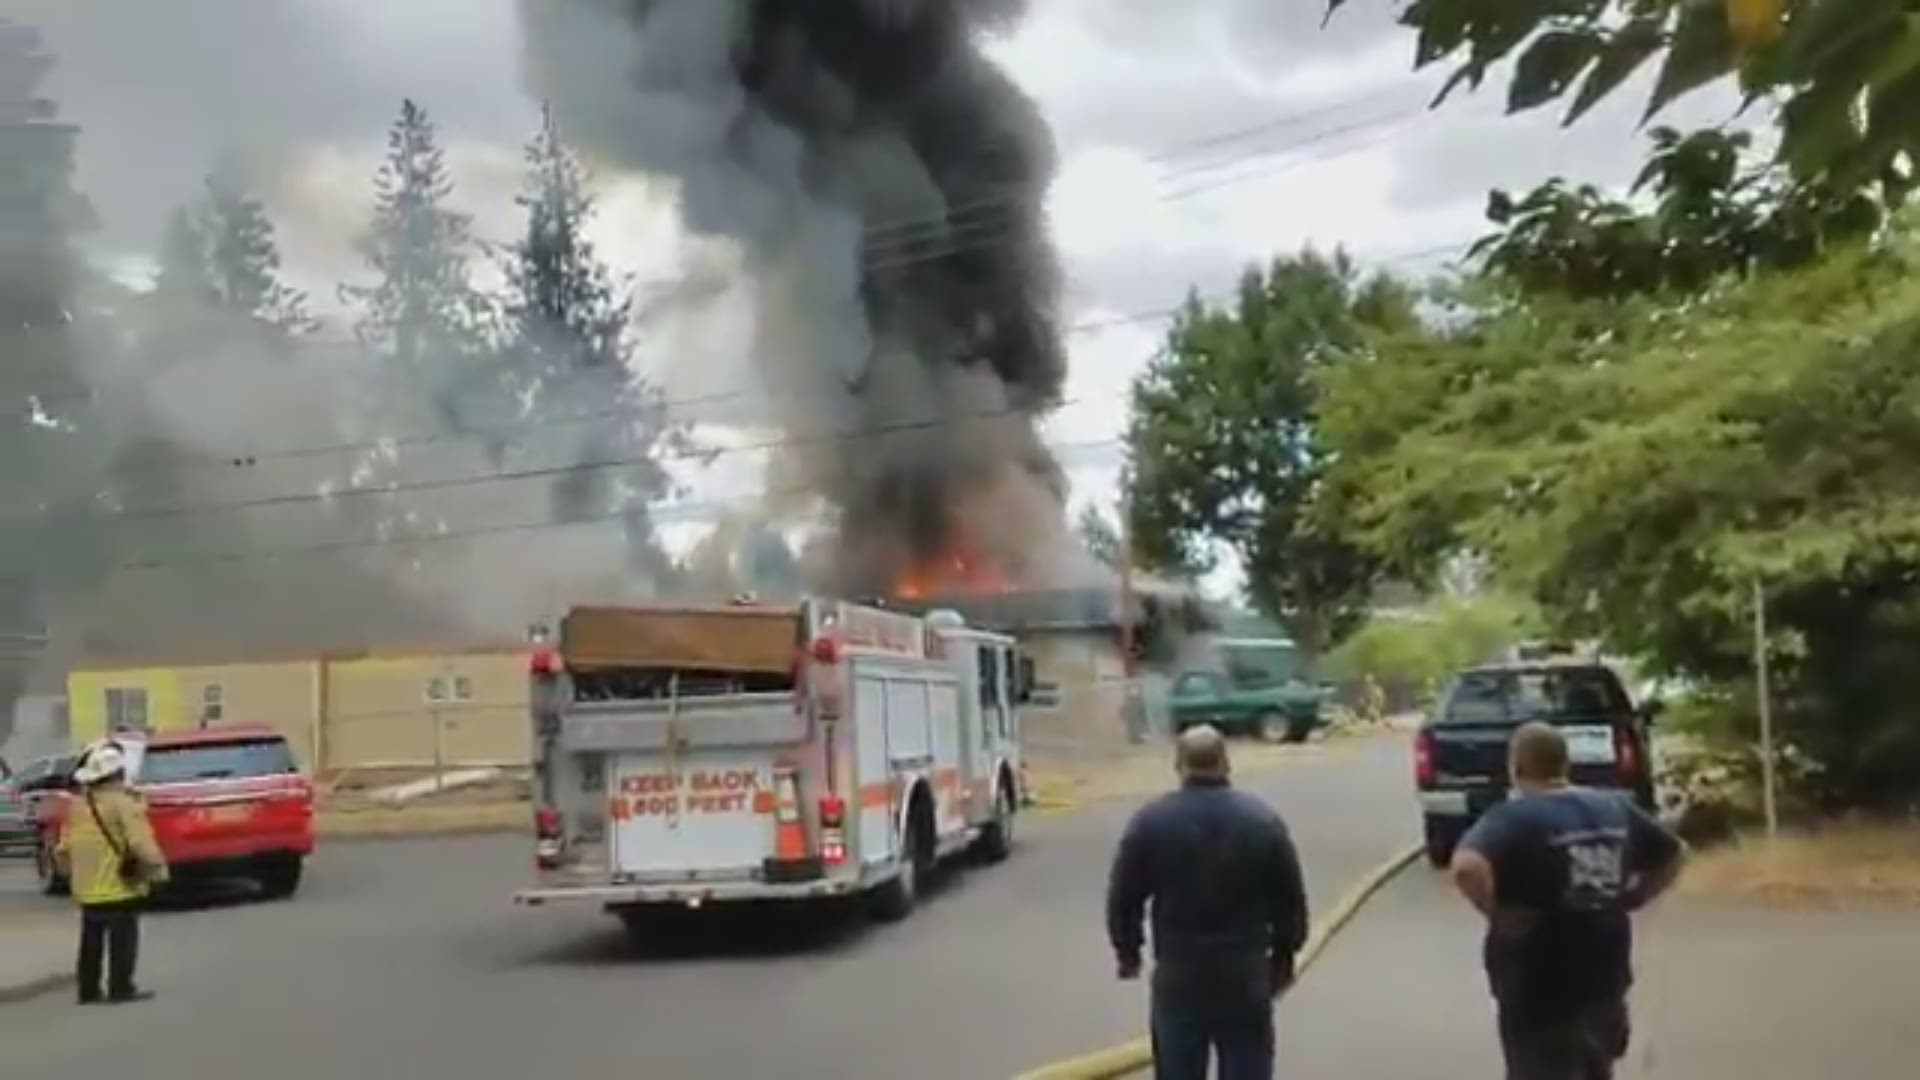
[517,0,1085,594]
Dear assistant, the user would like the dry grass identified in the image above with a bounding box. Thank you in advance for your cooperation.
[1682,821,1920,908]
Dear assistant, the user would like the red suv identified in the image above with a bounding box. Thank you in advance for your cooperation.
[36,724,315,900]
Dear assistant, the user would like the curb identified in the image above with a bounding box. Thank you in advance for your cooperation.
[1012,841,1424,1080]
[0,972,74,1006]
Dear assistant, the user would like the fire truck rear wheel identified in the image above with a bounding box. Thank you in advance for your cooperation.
[870,797,931,923]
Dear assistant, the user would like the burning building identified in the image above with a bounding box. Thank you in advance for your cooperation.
[890,581,1219,749]
[517,0,1085,599]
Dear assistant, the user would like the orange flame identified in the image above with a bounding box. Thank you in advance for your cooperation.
[893,548,1014,600]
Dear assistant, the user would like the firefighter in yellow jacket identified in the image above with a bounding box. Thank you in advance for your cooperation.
[54,740,169,1005]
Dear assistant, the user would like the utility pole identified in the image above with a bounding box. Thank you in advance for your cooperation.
[1751,577,1778,839]
[1117,492,1144,744]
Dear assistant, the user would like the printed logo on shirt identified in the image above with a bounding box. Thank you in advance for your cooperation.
[1552,825,1628,909]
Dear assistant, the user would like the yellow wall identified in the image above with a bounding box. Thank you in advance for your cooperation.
[322,652,529,771]
[67,668,180,748]
[171,661,321,768]
[66,662,320,765]
[68,647,530,773]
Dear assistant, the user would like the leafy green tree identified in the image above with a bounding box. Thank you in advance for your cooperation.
[1126,250,1416,659]
[1323,245,1920,804]
[1337,0,1920,198]
[500,106,686,581]
[1325,594,1542,697]
[1474,126,1883,300]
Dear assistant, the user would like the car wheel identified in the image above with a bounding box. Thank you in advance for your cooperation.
[35,841,68,897]
[1256,711,1290,743]
[1423,815,1465,869]
[255,857,303,900]
[1284,713,1315,744]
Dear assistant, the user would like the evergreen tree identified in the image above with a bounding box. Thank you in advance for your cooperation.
[341,99,486,377]
[501,106,685,579]
[200,170,314,332]
[0,20,94,720]
[149,170,312,335]
[1076,503,1122,569]
[153,206,217,307]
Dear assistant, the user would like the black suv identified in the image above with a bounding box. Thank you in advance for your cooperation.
[1413,661,1661,867]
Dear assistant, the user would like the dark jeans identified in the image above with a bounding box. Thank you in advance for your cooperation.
[1150,961,1275,1080]
[76,900,142,1001]
[1497,997,1630,1080]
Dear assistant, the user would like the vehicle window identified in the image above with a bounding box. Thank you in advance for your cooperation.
[977,646,1002,709]
[1440,668,1628,725]
[996,648,1013,739]
[1174,672,1218,696]
[1221,644,1296,687]
[139,738,297,783]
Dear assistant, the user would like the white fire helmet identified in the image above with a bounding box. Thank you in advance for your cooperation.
[72,740,129,786]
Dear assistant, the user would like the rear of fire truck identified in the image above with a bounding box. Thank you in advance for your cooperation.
[513,599,896,920]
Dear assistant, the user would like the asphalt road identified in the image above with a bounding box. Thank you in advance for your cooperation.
[1276,852,1920,1079]
[0,733,1417,1080]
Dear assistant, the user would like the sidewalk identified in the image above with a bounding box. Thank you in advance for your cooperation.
[1273,867,1920,1079]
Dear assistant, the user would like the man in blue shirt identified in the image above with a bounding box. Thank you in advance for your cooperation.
[1106,724,1309,1080]
[1450,721,1686,1080]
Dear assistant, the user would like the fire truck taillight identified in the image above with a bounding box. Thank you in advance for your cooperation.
[534,805,565,869]
[818,793,847,864]
[529,645,560,676]
[772,765,807,860]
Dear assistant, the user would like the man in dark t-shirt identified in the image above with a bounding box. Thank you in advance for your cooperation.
[1450,722,1686,1080]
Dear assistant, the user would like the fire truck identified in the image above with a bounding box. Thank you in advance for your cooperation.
[513,597,1032,924]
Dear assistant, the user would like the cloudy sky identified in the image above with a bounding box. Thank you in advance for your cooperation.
[17,0,1743,594]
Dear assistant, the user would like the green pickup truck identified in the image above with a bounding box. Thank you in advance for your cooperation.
[1167,668,1328,743]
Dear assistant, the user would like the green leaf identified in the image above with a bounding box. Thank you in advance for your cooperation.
[1779,0,1893,72]
[1432,63,1480,108]
[1864,14,1920,93]
[1567,18,1665,125]
[1778,79,1864,180]
[1646,0,1738,120]
[1510,30,1605,113]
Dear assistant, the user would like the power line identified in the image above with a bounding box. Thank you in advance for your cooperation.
[19,87,1429,442]
[52,396,1108,525]
[98,435,1129,577]
[814,86,1426,258]
[24,237,1473,527]
[2,237,1478,581]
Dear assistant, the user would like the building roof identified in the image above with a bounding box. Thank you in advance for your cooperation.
[69,641,531,673]
[888,585,1217,634]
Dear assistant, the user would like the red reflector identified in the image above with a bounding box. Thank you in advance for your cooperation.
[819,793,845,827]
[809,635,841,664]
[529,646,560,676]
[1616,729,1639,779]
[534,805,562,838]
[1414,730,1436,787]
